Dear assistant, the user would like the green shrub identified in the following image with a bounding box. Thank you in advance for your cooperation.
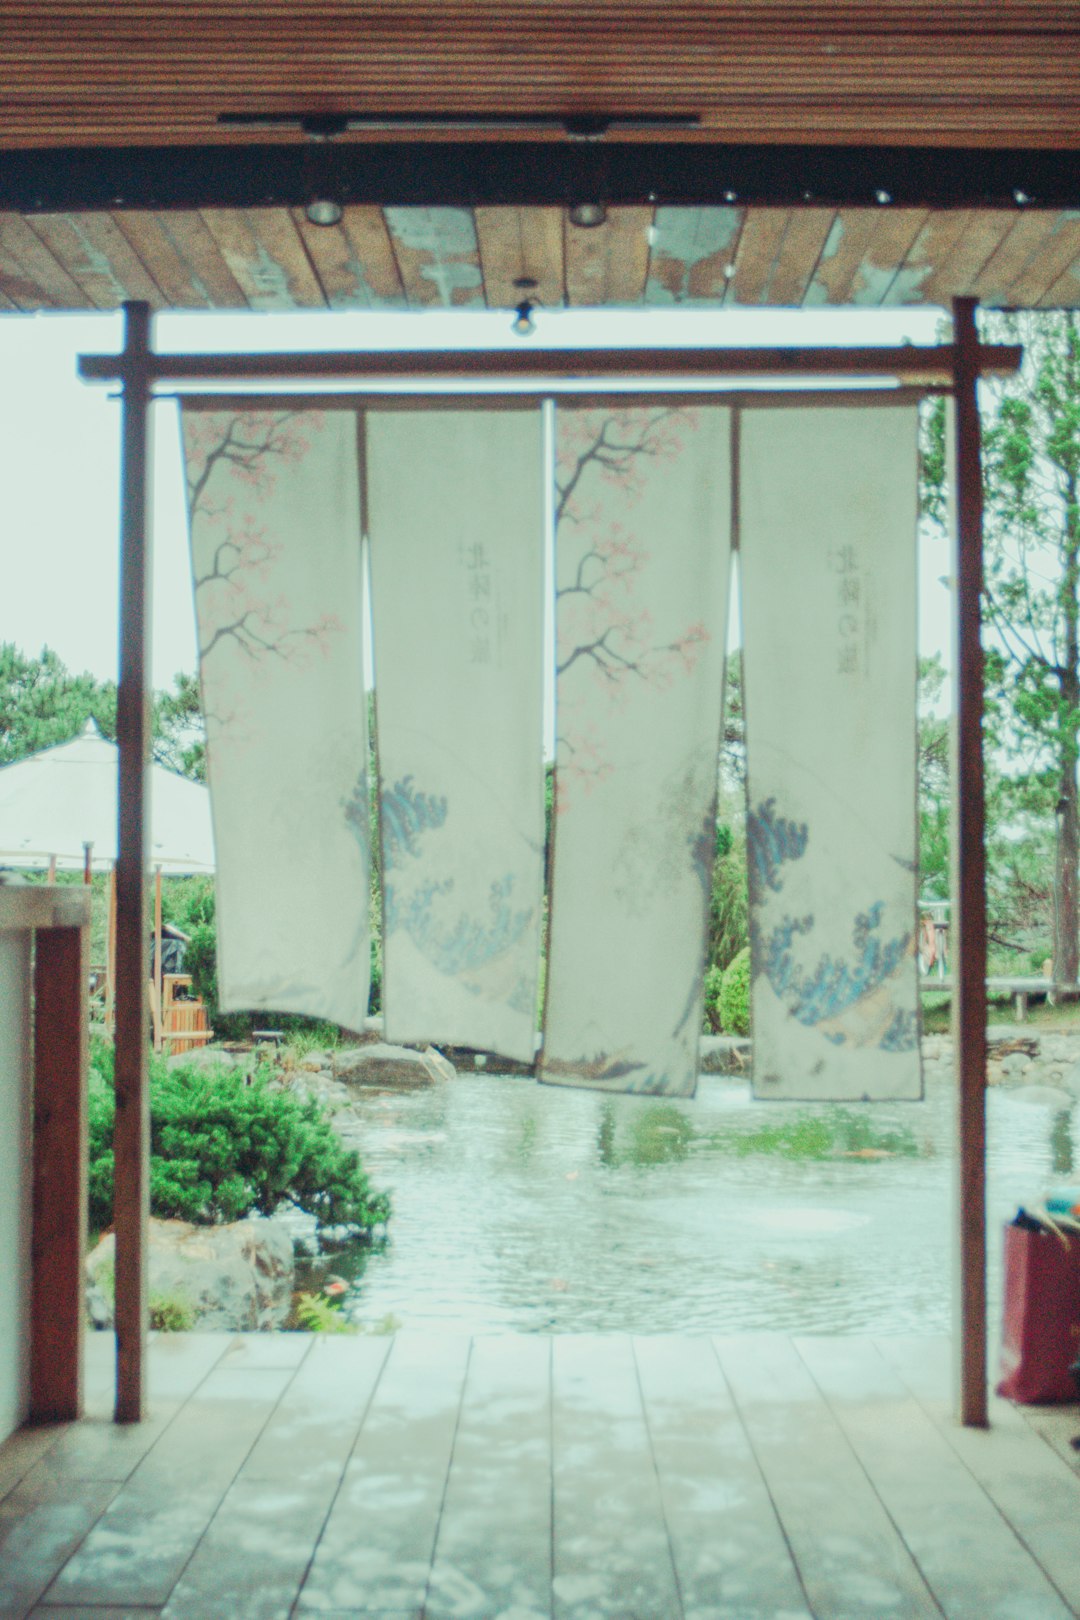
[149,1290,198,1332]
[702,964,724,1033]
[719,945,751,1036]
[708,821,749,974]
[88,1040,389,1236]
[293,1290,358,1334]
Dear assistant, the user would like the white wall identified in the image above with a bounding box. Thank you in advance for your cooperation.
[0,931,31,1443]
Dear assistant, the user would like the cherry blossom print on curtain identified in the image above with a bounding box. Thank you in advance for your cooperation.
[180,403,370,1030]
[540,401,732,1097]
[739,401,922,1101]
[365,405,546,1062]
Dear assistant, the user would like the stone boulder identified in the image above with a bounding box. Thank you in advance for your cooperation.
[331,1042,456,1089]
[699,1035,752,1075]
[87,1216,294,1331]
[166,1045,243,1075]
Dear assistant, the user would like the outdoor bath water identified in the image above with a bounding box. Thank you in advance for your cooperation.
[311,1071,1079,1338]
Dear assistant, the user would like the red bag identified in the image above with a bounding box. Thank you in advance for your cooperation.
[997,1218,1080,1404]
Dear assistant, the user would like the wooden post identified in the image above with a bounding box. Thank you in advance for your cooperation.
[105,863,116,1034]
[83,841,93,884]
[952,296,989,1428]
[152,866,163,1055]
[113,300,153,1424]
[31,924,88,1422]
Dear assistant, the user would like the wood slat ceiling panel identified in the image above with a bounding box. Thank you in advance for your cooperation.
[1,2,1077,150]
[1,204,1079,313]
[564,207,653,306]
[382,207,485,307]
[475,207,565,310]
[644,208,745,306]
[288,205,406,309]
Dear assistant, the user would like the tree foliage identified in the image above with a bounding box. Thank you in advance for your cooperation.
[88,1040,389,1234]
[922,311,1080,973]
[0,641,206,780]
[0,643,116,766]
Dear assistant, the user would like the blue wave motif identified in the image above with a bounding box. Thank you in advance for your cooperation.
[748,798,916,1053]
[381,778,533,982]
[381,776,448,871]
[747,798,808,895]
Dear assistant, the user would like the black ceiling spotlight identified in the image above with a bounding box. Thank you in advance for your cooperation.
[305,198,343,226]
[568,202,607,228]
[511,275,539,336]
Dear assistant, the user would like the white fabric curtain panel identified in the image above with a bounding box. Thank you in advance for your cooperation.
[541,401,733,1097]
[739,402,923,1101]
[365,405,546,1062]
[180,404,371,1030]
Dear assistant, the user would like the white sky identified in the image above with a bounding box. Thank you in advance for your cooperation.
[0,303,951,692]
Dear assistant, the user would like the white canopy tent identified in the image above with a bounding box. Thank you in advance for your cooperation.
[0,720,214,875]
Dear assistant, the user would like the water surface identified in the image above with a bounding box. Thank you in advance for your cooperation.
[311,1071,1077,1337]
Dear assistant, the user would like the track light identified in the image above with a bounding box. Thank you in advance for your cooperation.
[568,202,607,229]
[305,198,343,227]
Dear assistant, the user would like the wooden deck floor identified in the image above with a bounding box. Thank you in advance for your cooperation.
[2,1332,1080,1620]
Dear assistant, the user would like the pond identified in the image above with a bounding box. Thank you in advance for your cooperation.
[307,1070,1080,1339]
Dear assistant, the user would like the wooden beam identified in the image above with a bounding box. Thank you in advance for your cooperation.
[951,295,989,1430]
[78,343,1023,387]
[113,299,152,1424]
[31,925,88,1423]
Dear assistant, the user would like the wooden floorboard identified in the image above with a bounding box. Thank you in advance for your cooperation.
[424,1334,552,1620]
[796,1335,1075,1620]
[633,1335,812,1620]
[878,1336,1080,1617]
[1,1333,1078,1620]
[295,1332,471,1617]
[43,1365,297,1608]
[714,1333,944,1619]
[551,1334,682,1620]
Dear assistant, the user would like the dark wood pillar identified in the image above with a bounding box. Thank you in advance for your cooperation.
[952,295,989,1429]
[31,925,88,1422]
[113,300,153,1423]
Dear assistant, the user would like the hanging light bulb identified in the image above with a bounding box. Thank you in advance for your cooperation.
[511,298,537,337]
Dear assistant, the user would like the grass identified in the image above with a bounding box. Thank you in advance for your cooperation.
[921,992,1080,1035]
[700,1108,921,1161]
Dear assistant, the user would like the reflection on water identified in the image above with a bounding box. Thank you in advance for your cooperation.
[313,1073,1079,1337]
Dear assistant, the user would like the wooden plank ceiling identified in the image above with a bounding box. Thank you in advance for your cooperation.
[1,3,1077,314]
[2,2,1078,150]
[1,203,1079,314]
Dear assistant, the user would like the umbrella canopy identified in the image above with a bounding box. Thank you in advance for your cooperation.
[0,720,215,874]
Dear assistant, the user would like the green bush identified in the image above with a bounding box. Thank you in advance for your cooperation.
[719,945,751,1036]
[702,963,724,1033]
[708,820,749,975]
[88,1041,389,1237]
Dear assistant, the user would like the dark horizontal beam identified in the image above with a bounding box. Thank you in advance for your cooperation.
[4,139,1079,214]
[79,340,1023,387]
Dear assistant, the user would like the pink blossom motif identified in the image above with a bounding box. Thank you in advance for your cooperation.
[554,406,711,808]
[184,411,344,735]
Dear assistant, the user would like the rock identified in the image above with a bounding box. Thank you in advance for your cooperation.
[167,1045,241,1074]
[1008,1085,1075,1110]
[1000,1051,1030,1078]
[332,1042,443,1089]
[421,1046,457,1084]
[700,1035,751,1074]
[1063,1060,1080,1097]
[87,1216,294,1331]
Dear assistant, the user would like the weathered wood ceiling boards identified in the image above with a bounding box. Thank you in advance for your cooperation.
[1,204,1079,315]
[3,1,1078,150]
[0,3,1078,313]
